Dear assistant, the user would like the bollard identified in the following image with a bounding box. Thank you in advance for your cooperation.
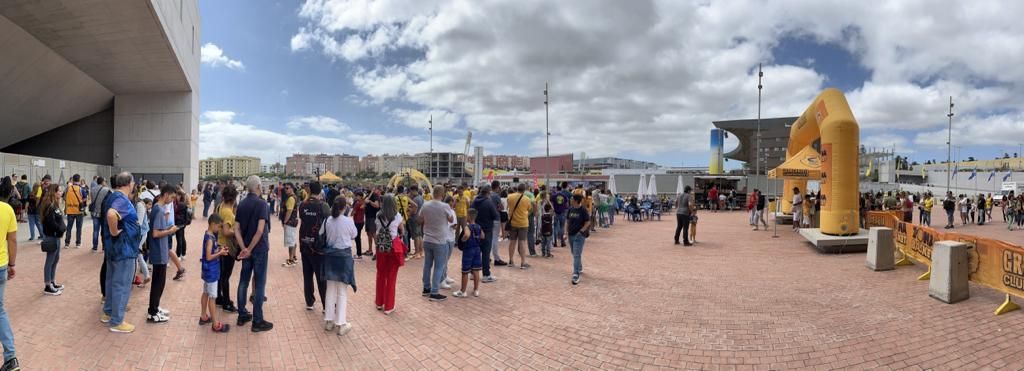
[865,227,894,271]
[928,241,970,304]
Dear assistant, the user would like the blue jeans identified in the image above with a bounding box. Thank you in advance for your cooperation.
[237,249,269,323]
[27,213,40,240]
[554,213,566,241]
[480,229,493,277]
[608,210,615,225]
[442,240,454,282]
[102,256,135,327]
[0,267,15,361]
[43,237,60,284]
[527,213,537,255]
[203,200,211,218]
[570,234,586,277]
[92,216,103,250]
[422,242,448,295]
[65,213,84,245]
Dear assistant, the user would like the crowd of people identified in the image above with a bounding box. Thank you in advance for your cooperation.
[0,172,656,370]
[856,190,1002,231]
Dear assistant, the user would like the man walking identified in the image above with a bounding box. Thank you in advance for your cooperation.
[566,193,590,285]
[419,187,453,301]
[752,189,769,230]
[89,177,111,252]
[674,186,694,246]
[552,184,570,247]
[64,174,86,249]
[234,176,273,332]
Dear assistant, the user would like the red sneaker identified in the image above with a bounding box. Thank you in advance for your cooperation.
[133,275,142,285]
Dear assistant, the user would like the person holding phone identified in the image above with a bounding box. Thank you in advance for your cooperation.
[147,185,179,324]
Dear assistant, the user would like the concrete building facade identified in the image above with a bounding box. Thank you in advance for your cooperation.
[712,117,797,174]
[361,154,426,175]
[286,153,361,177]
[199,156,261,179]
[1,0,202,188]
[574,157,658,171]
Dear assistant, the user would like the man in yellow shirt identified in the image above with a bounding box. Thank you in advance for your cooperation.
[505,183,534,268]
[64,174,85,248]
[454,185,469,225]
[921,192,934,227]
[0,179,21,370]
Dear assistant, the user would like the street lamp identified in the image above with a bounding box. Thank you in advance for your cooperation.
[946,96,954,194]
[756,63,763,189]
[428,114,433,179]
[544,82,550,189]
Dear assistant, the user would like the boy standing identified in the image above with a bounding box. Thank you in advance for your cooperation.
[199,214,230,333]
[147,185,179,324]
[452,209,483,298]
[566,194,590,285]
[540,203,554,258]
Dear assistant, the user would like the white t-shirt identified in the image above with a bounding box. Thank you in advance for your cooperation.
[445,207,457,242]
[140,188,160,202]
[376,213,404,240]
[324,214,358,250]
[792,194,803,209]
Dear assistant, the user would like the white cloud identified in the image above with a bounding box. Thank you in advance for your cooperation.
[285,116,350,134]
[199,111,499,163]
[287,0,1024,159]
[913,112,1024,149]
[200,43,245,70]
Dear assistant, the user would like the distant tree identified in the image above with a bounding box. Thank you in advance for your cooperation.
[1004,153,1011,159]
[968,156,976,162]
[911,161,919,166]
[925,160,933,165]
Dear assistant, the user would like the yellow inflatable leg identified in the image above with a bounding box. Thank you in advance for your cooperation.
[894,251,914,266]
[916,266,931,281]
[994,294,1020,315]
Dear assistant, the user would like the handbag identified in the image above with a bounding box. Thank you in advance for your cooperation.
[41,236,59,252]
[391,236,406,267]
[313,218,328,255]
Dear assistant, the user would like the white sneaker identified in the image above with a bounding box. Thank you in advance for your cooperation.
[324,320,335,331]
[444,277,455,285]
[158,307,170,316]
[146,312,170,323]
[337,322,352,336]
[452,291,467,298]
[440,282,452,290]
[473,290,480,297]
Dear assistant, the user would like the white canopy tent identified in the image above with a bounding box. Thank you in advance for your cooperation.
[647,174,658,196]
[676,175,684,196]
[637,173,647,197]
[608,174,618,195]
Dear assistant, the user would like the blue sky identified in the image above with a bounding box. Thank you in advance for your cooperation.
[198,1,1024,169]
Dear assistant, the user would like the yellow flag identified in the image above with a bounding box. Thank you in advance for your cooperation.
[865,160,873,177]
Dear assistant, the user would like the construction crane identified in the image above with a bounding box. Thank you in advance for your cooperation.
[462,131,473,179]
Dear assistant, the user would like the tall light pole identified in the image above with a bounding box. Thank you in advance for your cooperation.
[428,114,433,179]
[544,82,550,189]
[756,63,763,190]
[946,96,954,194]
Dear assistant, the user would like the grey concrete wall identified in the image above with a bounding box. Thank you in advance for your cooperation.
[113,92,198,191]
[2,105,114,165]
[2,152,112,186]
[0,14,113,147]
[151,0,200,91]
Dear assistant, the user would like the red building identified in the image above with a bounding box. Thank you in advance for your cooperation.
[530,154,574,175]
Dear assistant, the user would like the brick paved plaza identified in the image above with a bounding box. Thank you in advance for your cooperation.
[6,209,1024,370]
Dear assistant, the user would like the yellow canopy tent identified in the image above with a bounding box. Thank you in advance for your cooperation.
[767,146,823,180]
[319,171,343,183]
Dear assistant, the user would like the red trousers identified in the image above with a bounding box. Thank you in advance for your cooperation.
[375,251,401,311]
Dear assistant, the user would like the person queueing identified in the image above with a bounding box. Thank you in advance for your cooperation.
[64,174,86,249]
[322,197,358,336]
[198,214,230,333]
[38,184,66,296]
[89,177,111,252]
[281,183,299,267]
[472,185,500,283]
[363,188,381,259]
[452,208,483,298]
[0,180,21,370]
[298,181,329,311]
[374,195,405,315]
[674,186,694,246]
[147,185,179,324]
[235,176,274,332]
[419,187,454,301]
[215,185,239,312]
[505,184,533,269]
[101,172,143,333]
[566,194,591,285]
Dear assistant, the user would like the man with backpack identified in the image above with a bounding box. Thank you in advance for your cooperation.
[298,181,330,311]
[89,177,111,252]
[64,174,86,249]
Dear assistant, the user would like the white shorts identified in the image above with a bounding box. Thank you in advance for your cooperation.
[284,226,298,247]
[203,281,217,298]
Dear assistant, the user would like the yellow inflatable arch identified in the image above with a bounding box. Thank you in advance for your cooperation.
[777,88,860,236]
[388,168,434,195]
